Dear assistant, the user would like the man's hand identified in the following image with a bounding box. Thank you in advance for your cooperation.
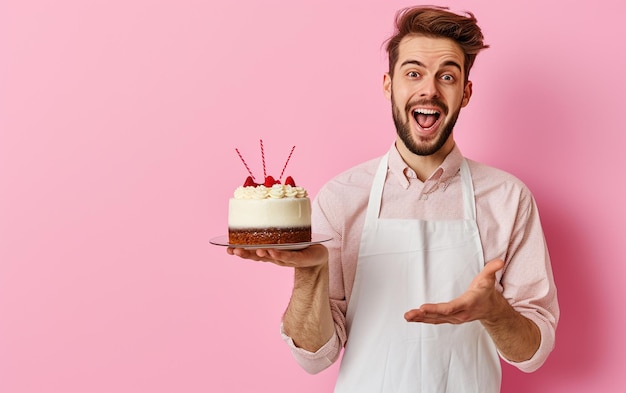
[404,258,541,362]
[404,259,505,324]
[226,244,328,269]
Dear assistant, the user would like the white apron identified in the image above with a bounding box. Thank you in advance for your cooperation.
[334,153,501,393]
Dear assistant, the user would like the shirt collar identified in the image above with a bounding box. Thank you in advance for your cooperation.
[388,142,464,190]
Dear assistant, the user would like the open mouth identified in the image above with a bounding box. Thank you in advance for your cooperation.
[412,108,441,130]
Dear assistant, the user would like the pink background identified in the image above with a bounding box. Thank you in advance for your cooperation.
[1,0,625,392]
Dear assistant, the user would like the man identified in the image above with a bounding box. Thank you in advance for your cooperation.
[228,6,559,392]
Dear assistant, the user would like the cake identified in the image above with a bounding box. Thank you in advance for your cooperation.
[228,176,312,245]
[228,141,311,245]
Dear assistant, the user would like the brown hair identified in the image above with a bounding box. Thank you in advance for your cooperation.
[385,6,489,81]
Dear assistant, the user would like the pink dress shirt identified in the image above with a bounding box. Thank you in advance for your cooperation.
[281,143,559,375]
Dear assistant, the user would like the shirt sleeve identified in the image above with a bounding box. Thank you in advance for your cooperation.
[498,187,560,372]
[280,323,341,374]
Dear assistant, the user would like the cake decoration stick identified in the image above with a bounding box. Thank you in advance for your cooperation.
[235,148,255,180]
[279,145,296,181]
[260,139,267,178]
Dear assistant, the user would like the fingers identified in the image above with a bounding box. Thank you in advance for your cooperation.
[404,301,459,320]
[226,247,261,261]
[226,244,328,268]
[226,247,285,264]
[404,308,424,322]
[404,306,467,324]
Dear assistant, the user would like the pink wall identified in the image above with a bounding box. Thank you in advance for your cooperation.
[2,0,625,392]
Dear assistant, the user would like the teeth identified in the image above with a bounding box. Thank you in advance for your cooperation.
[413,108,439,115]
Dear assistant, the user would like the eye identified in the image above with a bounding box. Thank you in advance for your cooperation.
[407,71,420,78]
[441,74,455,82]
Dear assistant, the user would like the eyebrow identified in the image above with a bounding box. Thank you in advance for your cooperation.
[400,59,463,72]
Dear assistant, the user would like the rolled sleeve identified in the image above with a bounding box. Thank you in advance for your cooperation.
[280,323,341,374]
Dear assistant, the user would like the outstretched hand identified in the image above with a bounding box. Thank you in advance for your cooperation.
[227,244,328,269]
[404,259,505,325]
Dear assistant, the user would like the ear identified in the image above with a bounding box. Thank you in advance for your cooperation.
[383,73,392,100]
[461,81,473,107]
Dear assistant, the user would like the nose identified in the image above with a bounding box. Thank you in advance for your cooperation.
[419,77,440,98]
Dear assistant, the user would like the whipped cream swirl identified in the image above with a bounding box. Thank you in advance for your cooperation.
[233,184,308,200]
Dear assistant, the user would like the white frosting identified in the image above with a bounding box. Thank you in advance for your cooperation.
[228,184,311,229]
[233,184,308,200]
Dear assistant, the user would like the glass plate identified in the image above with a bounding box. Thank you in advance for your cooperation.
[209,233,332,250]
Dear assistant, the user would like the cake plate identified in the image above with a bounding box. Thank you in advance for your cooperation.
[209,233,332,250]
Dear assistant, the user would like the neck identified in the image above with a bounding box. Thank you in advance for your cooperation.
[395,136,455,182]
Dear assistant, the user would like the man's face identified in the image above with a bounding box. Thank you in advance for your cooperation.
[384,35,472,156]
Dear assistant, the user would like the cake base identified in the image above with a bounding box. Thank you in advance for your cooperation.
[228,227,311,245]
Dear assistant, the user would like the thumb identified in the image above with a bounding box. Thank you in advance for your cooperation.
[483,259,505,276]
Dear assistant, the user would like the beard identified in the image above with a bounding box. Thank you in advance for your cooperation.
[392,95,461,156]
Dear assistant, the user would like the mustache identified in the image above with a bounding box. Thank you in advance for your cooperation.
[406,99,448,115]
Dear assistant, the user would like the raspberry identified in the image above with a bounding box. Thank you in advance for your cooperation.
[243,176,257,187]
[264,176,277,187]
[285,176,296,186]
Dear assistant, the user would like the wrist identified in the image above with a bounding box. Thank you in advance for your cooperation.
[294,262,328,284]
[481,290,513,326]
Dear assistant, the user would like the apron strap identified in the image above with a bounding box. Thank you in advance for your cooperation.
[364,153,389,224]
[460,159,476,221]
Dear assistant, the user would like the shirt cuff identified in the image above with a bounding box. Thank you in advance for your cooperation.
[280,323,340,374]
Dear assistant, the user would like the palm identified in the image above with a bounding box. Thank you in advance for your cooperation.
[404,259,504,324]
